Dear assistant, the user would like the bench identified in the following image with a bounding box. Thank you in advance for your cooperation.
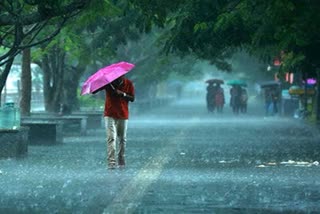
[0,127,29,158]
[71,111,104,129]
[51,115,88,136]
[21,120,63,145]
[22,115,88,136]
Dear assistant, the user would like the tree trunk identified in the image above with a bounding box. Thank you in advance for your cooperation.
[20,48,32,116]
[63,65,85,112]
[0,57,14,106]
[41,45,65,113]
[41,54,52,111]
[39,43,88,113]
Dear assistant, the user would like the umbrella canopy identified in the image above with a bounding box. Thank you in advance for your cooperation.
[81,61,135,95]
[259,80,281,88]
[205,79,224,84]
[226,79,247,87]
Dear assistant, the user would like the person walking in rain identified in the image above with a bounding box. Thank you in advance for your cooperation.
[264,88,273,116]
[271,87,279,115]
[240,88,248,113]
[94,75,135,169]
[230,85,241,114]
[206,82,215,113]
[214,83,225,113]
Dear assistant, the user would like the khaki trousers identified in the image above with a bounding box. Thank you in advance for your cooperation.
[104,117,128,166]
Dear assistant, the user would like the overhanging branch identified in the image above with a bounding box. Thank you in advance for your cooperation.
[21,19,68,49]
[0,0,91,26]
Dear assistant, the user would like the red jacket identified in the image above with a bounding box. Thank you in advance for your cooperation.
[104,78,134,119]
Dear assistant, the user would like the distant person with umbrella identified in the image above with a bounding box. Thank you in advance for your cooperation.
[206,82,215,113]
[259,81,281,116]
[81,62,135,169]
[205,79,224,113]
[240,88,248,113]
[229,85,243,114]
[214,83,225,113]
[271,87,279,115]
[264,88,273,116]
[227,80,247,115]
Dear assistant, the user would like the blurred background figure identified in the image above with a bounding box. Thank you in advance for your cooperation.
[271,87,279,115]
[264,88,273,116]
[214,83,225,113]
[206,82,215,113]
[240,88,248,113]
[230,85,241,114]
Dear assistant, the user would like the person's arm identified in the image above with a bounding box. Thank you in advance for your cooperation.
[115,89,134,102]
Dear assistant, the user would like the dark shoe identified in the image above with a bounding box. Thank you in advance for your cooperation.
[118,158,125,167]
[108,163,116,170]
[118,164,125,169]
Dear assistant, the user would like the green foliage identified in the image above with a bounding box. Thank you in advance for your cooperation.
[194,22,208,32]
[128,0,183,31]
[214,11,238,32]
[77,0,121,27]
[0,47,9,54]
[77,91,105,108]
[118,29,198,82]
[130,0,320,77]
[280,52,305,72]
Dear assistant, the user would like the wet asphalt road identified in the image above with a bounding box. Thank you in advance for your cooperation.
[1,97,320,213]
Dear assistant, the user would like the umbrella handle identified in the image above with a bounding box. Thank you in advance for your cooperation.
[110,84,115,90]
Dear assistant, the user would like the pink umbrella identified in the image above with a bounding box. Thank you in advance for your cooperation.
[81,61,135,95]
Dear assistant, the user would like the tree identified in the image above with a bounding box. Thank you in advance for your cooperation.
[37,42,66,112]
[0,0,92,105]
[20,48,32,116]
[34,0,142,112]
[128,0,241,70]
[129,0,320,72]
[114,28,200,100]
[129,0,320,119]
